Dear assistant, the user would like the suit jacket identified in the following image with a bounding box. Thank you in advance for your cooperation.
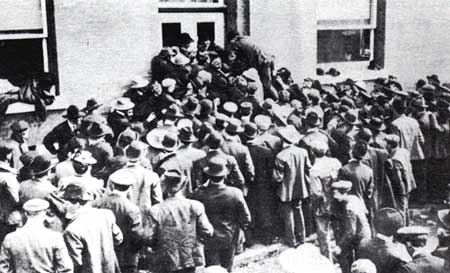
[414,111,433,159]
[63,207,122,273]
[43,121,75,158]
[94,193,143,270]
[273,145,311,201]
[193,183,251,248]
[362,147,389,210]
[254,132,282,155]
[107,111,131,142]
[221,135,255,185]
[395,253,446,273]
[0,224,73,273]
[144,196,213,272]
[358,236,412,273]
[391,114,425,160]
[0,162,19,223]
[5,138,28,170]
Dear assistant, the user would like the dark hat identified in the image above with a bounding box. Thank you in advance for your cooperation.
[82,98,102,113]
[162,104,184,118]
[23,199,49,212]
[338,105,351,114]
[30,154,53,176]
[240,101,253,111]
[158,47,176,58]
[205,130,224,149]
[262,98,275,111]
[247,83,258,95]
[87,122,108,139]
[162,169,187,193]
[305,110,321,127]
[367,116,386,131]
[326,68,340,77]
[125,141,144,162]
[316,68,325,76]
[19,150,39,166]
[352,140,368,159]
[355,127,373,142]
[117,128,139,147]
[436,99,450,110]
[411,96,428,108]
[243,122,258,139]
[161,132,180,152]
[178,126,198,143]
[63,105,84,119]
[416,79,426,89]
[225,118,244,134]
[427,74,440,84]
[11,120,29,132]
[276,67,291,78]
[331,180,353,192]
[339,110,360,126]
[374,208,404,236]
[182,97,200,115]
[199,99,213,116]
[388,80,403,91]
[109,168,136,186]
[340,96,355,108]
[438,209,450,229]
[179,32,194,45]
[204,157,228,177]
[62,182,93,202]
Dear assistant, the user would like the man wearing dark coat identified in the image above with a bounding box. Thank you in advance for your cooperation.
[43,105,84,161]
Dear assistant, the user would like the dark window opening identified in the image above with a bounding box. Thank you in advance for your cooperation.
[162,23,181,47]
[197,22,215,42]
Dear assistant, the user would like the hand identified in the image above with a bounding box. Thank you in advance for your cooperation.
[146,112,157,122]
[333,246,342,256]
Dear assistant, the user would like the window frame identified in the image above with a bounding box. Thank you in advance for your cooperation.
[317,0,377,30]
[158,0,225,9]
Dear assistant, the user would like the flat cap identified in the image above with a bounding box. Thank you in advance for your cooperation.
[23,198,49,212]
[397,226,429,236]
[254,115,271,131]
[223,101,238,113]
[109,169,136,186]
[331,180,353,191]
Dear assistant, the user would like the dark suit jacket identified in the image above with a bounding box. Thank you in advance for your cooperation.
[43,121,75,157]
[395,253,446,273]
[357,236,411,273]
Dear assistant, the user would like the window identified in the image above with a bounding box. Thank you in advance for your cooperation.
[317,0,376,64]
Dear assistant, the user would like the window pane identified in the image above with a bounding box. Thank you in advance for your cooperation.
[317,0,371,21]
[0,39,44,81]
[162,23,181,47]
[0,0,43,31]
[197,22,215,42]
[317,29,371,63]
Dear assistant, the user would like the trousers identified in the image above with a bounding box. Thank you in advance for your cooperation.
[279,199,306,247]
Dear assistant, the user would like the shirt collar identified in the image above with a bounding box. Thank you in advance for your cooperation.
[0,161,16,174]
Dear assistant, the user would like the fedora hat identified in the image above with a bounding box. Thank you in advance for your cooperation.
[109,168,136,186]
[113,97,134,111]
[278,125,302,144]
[62,182,93,202]
[438,209,450,229]
[199,99,213,116]
[204,157,228,177]
[205,130,224,149]
[130,75,149,89]
[82,98,102,113]
[242,68,259,82]
[326,67,340,77]
[427,74,440,84]
[367,116,386,131]
[146,128,168,149]
[243,122,258,139]
[305,110,321,127]
[178,126,198,143]
[30,154,54,176]
[63,105,85,119]
[339,109,360,126]
[411,96,428,108]
[374,207,404,236]
[161,132,180,152]
[162,104,184,118]
[182,97,200,115]
[73,150,97,165]
[125,141,144,162]
[87,122,108,139]
[162,169,187,193]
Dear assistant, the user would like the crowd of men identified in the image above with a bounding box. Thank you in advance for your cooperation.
[0,30,450,273]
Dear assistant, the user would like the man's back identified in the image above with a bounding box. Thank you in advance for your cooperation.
[63,207,122,273]
[395,253,446,273]
[392,115,424,160]
[339,160,374,208]
[0,224,72,273]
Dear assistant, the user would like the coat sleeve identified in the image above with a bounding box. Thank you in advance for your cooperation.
[128,208,144,244]
[150,174,163,206]
[63,230,84,267]
[53,235,74,273]
[242,147,255,184]
[43,127,59,154]
[235,190,251,230]
[193,202,214,239]
[226,158,245,190]
[0,239,12,273]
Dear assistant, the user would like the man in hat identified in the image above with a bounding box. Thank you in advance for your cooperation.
[195,130,245,191]
[330,180,371,273]
[53,137,84,185]
[19,153,57,204]
[107,97,135,142]
[6,120,30,169]
[241,122,278,244]
[0,144,20,244]
[383,134,415,224]
[338,140,374,216]
[273,126,311,247]
[44,105,84,161]
[331,109,361,164]
[223,101,238,118]
[58,150,104,201]
[123,76,150,121]
[112,141,162,223]
[351,259,377,273]
[150,47,176,83]
[221,118,255,194]
[366,117,388,149]
[81,98,102,117]
[0,199,73,273]
[145,169,214,273]
[193,157,251,272]
[357,208,412,273]
[62,183,123,273]
[308,140,342,259]
[395,226,446,273]
[437,209,450,266]
[391,99,424,183]
[236,102,253,122]
[287,100,303,133]
[95,169,143,273]
[254,115,282,154]
[85,123,114,181]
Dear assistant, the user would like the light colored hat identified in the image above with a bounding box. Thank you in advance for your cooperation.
[203,266,228,273]
[397,226,429,236]
[130,75,150,89]
[172,53,190,66]
[242,68,260,82]
[197,70,212,86]
[73,151,97,165]
[223,101,238,114]
[109,169,136,186]
[278,125,302,144]
[113,97,135,111]
[331,180,353,192]
[351,259,377,273]
[254,115,272,131]
[161,78,177,93]
[146,128,168,150]
[23,199,49,212]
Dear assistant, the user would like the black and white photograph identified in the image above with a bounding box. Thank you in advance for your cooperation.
[0,0,450,272]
